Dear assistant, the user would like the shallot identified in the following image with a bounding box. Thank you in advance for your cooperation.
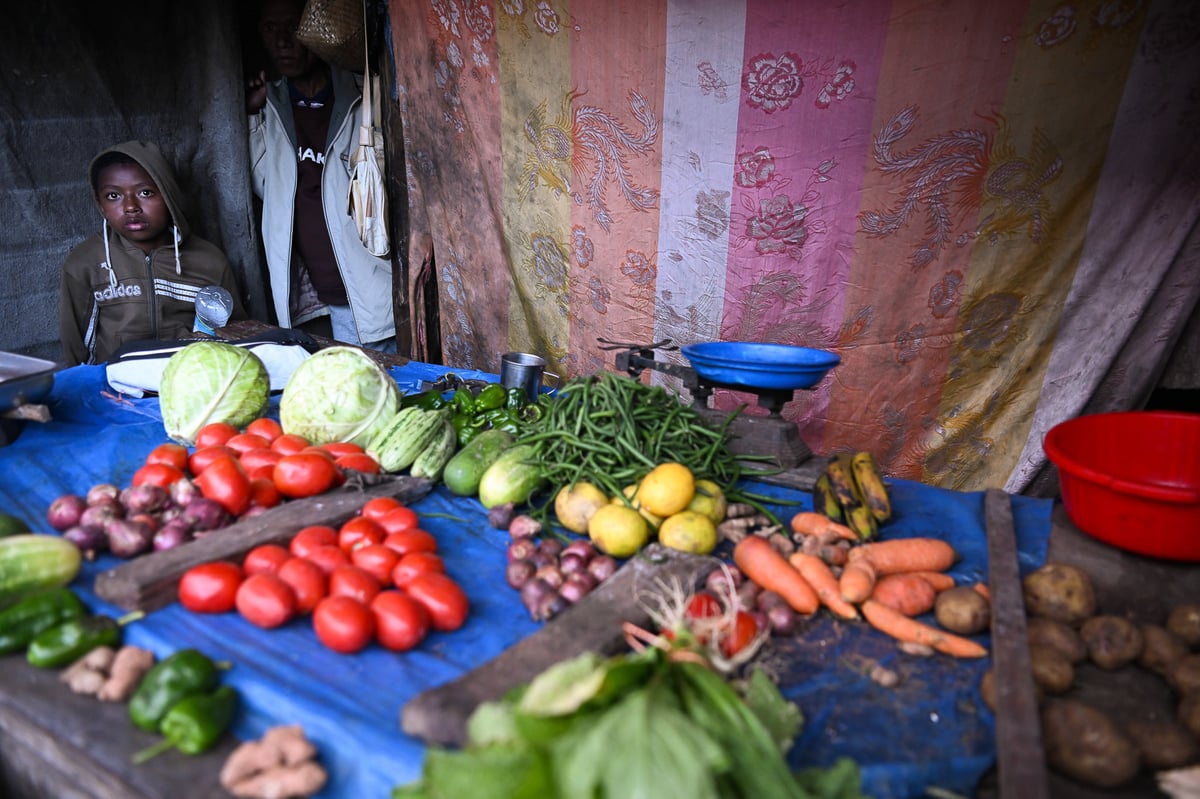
[507,539,537,563]
[86,483,120,506]
[47,494,88,531]
[62,525,107,559]
[80,501,122,531]
[120,484,168,515]
[587,555,617,583]
[183,497,230,532]
[106,517,154,558]
[153,518,194,552]
[505,559,536,590]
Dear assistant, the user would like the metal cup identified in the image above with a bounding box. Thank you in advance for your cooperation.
[500,352,560,401]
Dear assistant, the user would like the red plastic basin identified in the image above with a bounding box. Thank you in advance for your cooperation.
[1043,411,1200,561]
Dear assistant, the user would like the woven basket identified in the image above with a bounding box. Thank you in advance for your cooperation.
[295,0,365,72]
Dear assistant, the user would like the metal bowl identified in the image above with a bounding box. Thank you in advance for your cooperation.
[0,352,57,410]
[680,342,840,391]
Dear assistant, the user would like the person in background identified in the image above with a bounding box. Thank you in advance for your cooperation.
[58,141,247,367]
[246,0,397,353]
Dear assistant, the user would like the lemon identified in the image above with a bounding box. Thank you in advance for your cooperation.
[588,503,650,558]
[612,484,663,529]
[686,479,728,525]
[554,482,610,534]
[636,462,695,517]
[657,511,718,555]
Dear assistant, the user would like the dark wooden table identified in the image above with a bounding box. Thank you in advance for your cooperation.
[1,467,1196,798]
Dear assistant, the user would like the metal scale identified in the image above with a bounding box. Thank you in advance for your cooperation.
[602,339,840,469]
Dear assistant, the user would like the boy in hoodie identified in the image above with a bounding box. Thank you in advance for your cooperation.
[59,141,247,366]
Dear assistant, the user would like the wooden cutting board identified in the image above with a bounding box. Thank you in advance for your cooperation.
[400,543,721,747]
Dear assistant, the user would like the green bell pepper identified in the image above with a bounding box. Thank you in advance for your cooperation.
[132,684,239,763]
[450,388,476,416]
[0,587,86,655]
[26,610,141,669]
[128,648,225,733]
[474,383,508,412]
[505,387,527,410]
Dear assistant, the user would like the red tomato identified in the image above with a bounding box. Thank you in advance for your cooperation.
[249,477,282,509]
[289,525,338,558]
[351,544,400,586]
[273,452,340,499]
[685,591,723,620]
[245,417,284,443]
[194,422,240,449]
[370,590,430,652]
[338,516,386,554]
[235,573,297,629]
[335,453,380,475]
[405,572,469,632]
[378,506,420,535]
[270,433,311,456]
[313,595,375,654]
[390,551,445,588]
[321,441,365,458]
[719,610,760,658]
[246,464,277,483]
[243,544,291,576]
[277,557,329,614]
[189,445,238,476]
[305,544,351,575]
[132,462,186,490]
[225,432,271,455]
[194,454,252,517]
[382,528,438,557]
[360,496,403,522]
[144,442,189,472]
[328,565,381,604]
[239,447,283,474]
[178,561,243,613]
[300,445,337,462]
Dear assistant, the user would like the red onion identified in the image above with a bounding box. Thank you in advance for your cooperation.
[80,500,122,530]
[487,503,516,529]
[62,525,107,559]
[153,518,194,552]
[586,554,618,584]
[756,589,788,612]
[558,576,592,605]
[736,579,762,612]
[535,563,564,590]
[128,512,160,534]
[705,566,744,596]
[527,551,557,571]
[508,514,542,538]
[559,551,588,576]
[120,484,168,515]
[520,577,556,619]
[47,494,88,531]
[507,538,537,562]
[561,539,596,563]
[765,603,799,636]
[86,483,120,506]
[169,478,200,508]
[537,593,569,621]
[505,559,536,590]
[537,538,564,559]
[183,497,230,532]
[105,517,154,558]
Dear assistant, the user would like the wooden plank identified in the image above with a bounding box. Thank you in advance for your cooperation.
[400,543,721,747]
[94,475,432,612]
[984,488,1050,799]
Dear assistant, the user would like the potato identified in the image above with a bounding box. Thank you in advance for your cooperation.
[1139,624,1189,676]
[934,586,990,635]
[1180,694,1200,738]
[1167,654,1200,697]
[1080,615,1144,670]
[1124,718,1200,770]
[1027,617,1088,664]
[1167,603,1200,649]
[1029,643,1075,695]
[1041,699,1141,788]
[1022,562,1096,626]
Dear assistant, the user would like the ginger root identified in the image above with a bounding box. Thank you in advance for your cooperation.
[97,645,155,702]
[221,725,326,799]
[60,646,116,695]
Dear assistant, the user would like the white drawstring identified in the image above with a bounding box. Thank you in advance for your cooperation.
[173,225,181,275]
[101,219,117,288]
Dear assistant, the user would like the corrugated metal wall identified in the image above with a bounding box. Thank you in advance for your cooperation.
[0,0,268,363]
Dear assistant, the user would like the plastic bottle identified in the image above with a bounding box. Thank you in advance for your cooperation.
[193,287,234,336]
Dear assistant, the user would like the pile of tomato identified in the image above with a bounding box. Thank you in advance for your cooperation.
[133,419,382,520]
[177,497,469,654]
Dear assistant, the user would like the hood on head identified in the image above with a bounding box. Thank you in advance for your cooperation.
[88,140,192,242]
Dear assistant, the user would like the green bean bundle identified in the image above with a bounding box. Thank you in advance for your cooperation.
[515,371,756,501]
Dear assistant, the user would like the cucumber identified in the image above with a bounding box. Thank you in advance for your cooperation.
[411,417,458,481]
[442,429,515,497]
[0,535,83,604]
[370,408,448,473]
[477,444,547,509]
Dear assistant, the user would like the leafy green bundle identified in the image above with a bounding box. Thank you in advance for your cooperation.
[393,648,867,799]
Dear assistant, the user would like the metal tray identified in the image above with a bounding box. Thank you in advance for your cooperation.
[0,352,58,410]
[681,341,840,391]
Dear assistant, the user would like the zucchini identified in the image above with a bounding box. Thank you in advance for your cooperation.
[442,429,515,497]
[411,417,458,481]
[0,535,83,604]
[477,444,547,509]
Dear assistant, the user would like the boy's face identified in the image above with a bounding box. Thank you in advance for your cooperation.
[95,162,173,254]
[259,0,319,80]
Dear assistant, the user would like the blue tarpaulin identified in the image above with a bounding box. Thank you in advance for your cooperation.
[0,365,1053,798]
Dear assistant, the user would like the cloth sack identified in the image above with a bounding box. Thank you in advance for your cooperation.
[346,0,390,257]
[295,0,364,73]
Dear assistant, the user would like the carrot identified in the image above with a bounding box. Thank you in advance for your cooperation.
[733,535,819,615]
[789,512,857,542]
[847,537,957,575]
[972,582,991,602]
[838,559,877,604]
[788,552,859,620]
[906,571,956,592]
[861,599,988,658]
[870,573,937,617]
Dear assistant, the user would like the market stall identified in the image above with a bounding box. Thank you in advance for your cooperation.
[0,359,1195,799]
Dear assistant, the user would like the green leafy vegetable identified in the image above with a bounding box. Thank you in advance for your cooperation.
[279,346,400,447]
[159,342,269,445]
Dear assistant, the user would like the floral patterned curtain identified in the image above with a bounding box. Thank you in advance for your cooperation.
[387,0,1200,493]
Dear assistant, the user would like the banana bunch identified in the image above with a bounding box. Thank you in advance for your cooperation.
[812,451,892,541]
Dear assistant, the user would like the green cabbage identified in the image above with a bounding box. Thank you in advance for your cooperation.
[279,346,400,447]
[159,341,270,445]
